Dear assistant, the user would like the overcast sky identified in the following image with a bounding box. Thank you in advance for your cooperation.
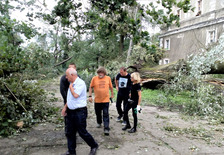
[10,0,160,36]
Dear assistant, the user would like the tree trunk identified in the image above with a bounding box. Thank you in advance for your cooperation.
[126,36,133,64]
[119,34,124,54]
[126,7,138,64]
[139,60,224,81]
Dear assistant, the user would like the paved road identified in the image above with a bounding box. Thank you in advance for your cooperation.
[0,79,223,155]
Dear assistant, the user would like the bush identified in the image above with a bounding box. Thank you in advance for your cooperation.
[0,76,58,137]
[78,69,95,90]
[155,33,224,120]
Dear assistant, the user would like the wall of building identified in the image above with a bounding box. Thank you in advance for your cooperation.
[159,0,224,65]
[162,23,224,63]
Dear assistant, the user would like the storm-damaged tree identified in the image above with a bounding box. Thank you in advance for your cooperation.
[44,0,194,68]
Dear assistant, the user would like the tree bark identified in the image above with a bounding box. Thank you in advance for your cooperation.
[54,55,73,67]
[119,34,124,54]
[126,7,138,64]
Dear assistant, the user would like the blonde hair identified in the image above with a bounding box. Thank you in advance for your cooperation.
[131,72,141,83]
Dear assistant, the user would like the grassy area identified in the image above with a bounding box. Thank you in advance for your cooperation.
[141,89,192,107]
[112,88,192,108]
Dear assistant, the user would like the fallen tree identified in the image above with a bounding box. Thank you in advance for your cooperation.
[130,60,224,89]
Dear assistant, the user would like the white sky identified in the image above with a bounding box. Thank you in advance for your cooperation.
[10,0,160,38]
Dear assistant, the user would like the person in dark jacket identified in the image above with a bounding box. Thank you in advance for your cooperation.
[60,63,77,105]
[60,63,76,155]
[122,72,142,133]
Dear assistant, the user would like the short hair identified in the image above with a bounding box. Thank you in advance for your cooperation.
[68,68,77,75]
[131,72,141,83]
[97,67,107,75]
[120,67,127,72]
[69,63,76,68]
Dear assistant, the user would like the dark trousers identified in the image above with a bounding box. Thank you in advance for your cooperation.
[123,102,138,129]
[94,102,110,130]
[116,94,129,117]
[64,116,68,134]
[66,107,98,154]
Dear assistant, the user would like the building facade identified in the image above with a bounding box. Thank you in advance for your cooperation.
[159,0,224,65]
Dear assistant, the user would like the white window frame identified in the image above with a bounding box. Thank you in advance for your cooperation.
[159,38,163,48]
[163,58,170,65]
[206,29,217,45]
[159,60,162,65]
[197,0,203,14]
[164,38,170,50]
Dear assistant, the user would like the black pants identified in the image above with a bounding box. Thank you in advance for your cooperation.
[116,93,129,117]
[94,102,110,130]
[123,102,138,129]
[66,107,98,154]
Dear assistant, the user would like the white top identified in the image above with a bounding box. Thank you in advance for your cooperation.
[67,77,87,110]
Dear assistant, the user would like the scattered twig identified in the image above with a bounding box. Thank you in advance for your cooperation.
[4,83,27,112]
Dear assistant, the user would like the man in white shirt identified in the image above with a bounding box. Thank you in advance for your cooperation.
[61,68,98,155]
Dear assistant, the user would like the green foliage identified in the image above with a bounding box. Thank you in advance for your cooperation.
[155,33,224,121]
[0,77,58,137]
[146,0,194,27]
[0,2,59,137]
[78,69,95,90]
[141,89,191,109]
[129,40,164,67]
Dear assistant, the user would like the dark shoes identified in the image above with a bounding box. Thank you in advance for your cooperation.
[96,123,101,128]
[104,129,109,136]
[122,121,127,126]
[128,128,136,133]
[89,145,98,155]
[122,125,131,131]
[116,116,122,122]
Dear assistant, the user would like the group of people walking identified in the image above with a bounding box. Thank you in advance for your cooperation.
[60,63,142,155]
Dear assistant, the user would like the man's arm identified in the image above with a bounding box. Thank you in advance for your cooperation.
[88,86,93,102]
[61,103,67,116]
[110,87,114,98]
[109,78,114,98]
[115,79,118,91]
[69,83,79,98]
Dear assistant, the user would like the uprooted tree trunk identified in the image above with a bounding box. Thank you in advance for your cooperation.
[130,60,224,89]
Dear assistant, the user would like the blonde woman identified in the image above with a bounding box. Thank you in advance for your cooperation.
[122,72,142,133]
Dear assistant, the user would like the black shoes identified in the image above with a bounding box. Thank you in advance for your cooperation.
[122,125,131,130]
[89,145,98,155]
[128,128,136,133]
[116,116,122,122]
[104,129,109,136]
[96,123,101,128]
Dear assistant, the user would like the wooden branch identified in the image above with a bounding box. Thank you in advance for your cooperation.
[4,83,27,112]
[54,49,63,56]
[54,55,73,67]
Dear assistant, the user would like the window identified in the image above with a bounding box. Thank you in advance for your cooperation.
[196,0,202,16]
[159,60,162,65]
[206,30,216,45]
[163,58,170,65]
[209,31,215,43]
[164,38,170,50]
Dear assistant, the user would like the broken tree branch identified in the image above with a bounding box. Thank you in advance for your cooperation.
[54,55,73,67]
[4,83,27,112]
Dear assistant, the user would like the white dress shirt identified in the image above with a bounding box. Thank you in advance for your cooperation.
[67,77,87,110]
